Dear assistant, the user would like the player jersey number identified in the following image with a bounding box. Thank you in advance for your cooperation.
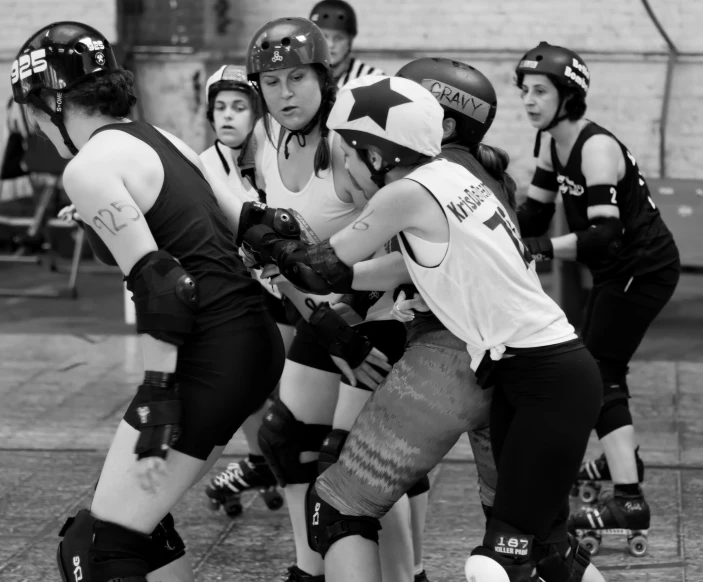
[10,49,47,85]
[483,206,532,268]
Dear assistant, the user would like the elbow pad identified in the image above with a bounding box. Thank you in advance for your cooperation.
[575,217,624,263]
[517,197,556,237]
[242,225,354,294]
[79,222,118,266]
[236,201,300,247]
[125,250,199,346]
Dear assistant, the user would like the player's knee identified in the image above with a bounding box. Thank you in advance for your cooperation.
[317,429,349,475]
[147,512,186,572]
[257,398,331,486]
[58,509,151,582]
[305,482,381,559]
[464,549,511,582]
[406,474,431,498]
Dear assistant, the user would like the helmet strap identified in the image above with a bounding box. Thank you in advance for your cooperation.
[30,92,79,156]
[358,149,393,188]
[281,108,322,159]
[533,92,569,157]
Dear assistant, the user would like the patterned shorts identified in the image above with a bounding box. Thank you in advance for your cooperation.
[316,329,496,518]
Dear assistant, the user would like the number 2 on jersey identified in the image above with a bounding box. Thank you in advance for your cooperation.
[483,206,532,268]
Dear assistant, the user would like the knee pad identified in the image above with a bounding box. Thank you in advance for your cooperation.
[317,429,349,475]
[257,398,331,487]
[58,509,151,582]
[532,535,591,582]
[406,474,431,498]
[306,482,381,559]
[467,534,590,582]
[147,513,186,572]
[464,549,511,582]
[595,397,633,438]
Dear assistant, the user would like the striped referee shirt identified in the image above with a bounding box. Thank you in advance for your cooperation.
[337,58,385,88]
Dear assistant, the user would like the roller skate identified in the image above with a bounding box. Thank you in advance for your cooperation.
[205,456,283,518]
[414,570,430,582]
[571,447,645,504]
[569,492,650,557]
[283,565,324,582]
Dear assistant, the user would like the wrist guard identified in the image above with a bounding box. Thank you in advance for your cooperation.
[523,235,554,262]
[309,303,372,368]
[133,371,182,460]
[236,201,300,247]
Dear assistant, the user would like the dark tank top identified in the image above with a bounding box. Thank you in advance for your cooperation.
[91,121,264,323]
[550,122,679,283]
[405,143,518,343]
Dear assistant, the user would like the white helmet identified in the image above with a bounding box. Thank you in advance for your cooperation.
[206,64,253,101]
[327,75,443,167]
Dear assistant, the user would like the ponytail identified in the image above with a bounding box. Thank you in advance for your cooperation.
[470,143,517,211]
[312,65,337,176]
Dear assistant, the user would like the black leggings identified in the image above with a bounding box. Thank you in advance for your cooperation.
[489,342,602,541]
[582,262,680,437]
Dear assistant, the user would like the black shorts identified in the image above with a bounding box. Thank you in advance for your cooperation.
[124,310,285,460]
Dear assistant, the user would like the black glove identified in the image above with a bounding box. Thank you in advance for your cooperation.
[309,303,372,368]
[133,371,182,460]
[522,235,554,262]
[241,224,284,268]
[236,201,300,247]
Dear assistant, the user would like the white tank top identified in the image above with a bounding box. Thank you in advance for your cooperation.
[360,240,401,323]
[400,159,576,371]
[200,141,258,202]
[259,117,359,244]
[403,231,448,267]
[200,141,283,299]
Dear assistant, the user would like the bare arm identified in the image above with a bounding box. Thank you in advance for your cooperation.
[526,132,559,204]
[330,180,435,266]
[352,251,412,292]
[550,135,623,260]
[198,159,244,235]
[62,155,177,372]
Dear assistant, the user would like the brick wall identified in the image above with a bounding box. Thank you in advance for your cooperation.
[2,0,701,186]
[1,0,116,174]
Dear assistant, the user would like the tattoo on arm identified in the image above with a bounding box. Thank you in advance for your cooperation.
[352,208,375,231]
[91,201,142,236]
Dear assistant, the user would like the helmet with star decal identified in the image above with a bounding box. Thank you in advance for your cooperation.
[328,75,443,167]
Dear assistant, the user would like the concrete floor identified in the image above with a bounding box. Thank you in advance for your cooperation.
[0,259,701,581]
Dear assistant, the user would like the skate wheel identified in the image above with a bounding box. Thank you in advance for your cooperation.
[223,495,243,518]
[206,497,221,512]
[569,484,580,498]
[263,489,284,511]
[628,535,648,557]
[579,484,599,504]
[579,535,600,556]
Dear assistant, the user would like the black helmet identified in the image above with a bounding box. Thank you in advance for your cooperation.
[11,21,119,155]
[396,58,497,146]
[515,41,589,98]
[12,21,119,105]
[246,17,331,79]
[310,0,358,37]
